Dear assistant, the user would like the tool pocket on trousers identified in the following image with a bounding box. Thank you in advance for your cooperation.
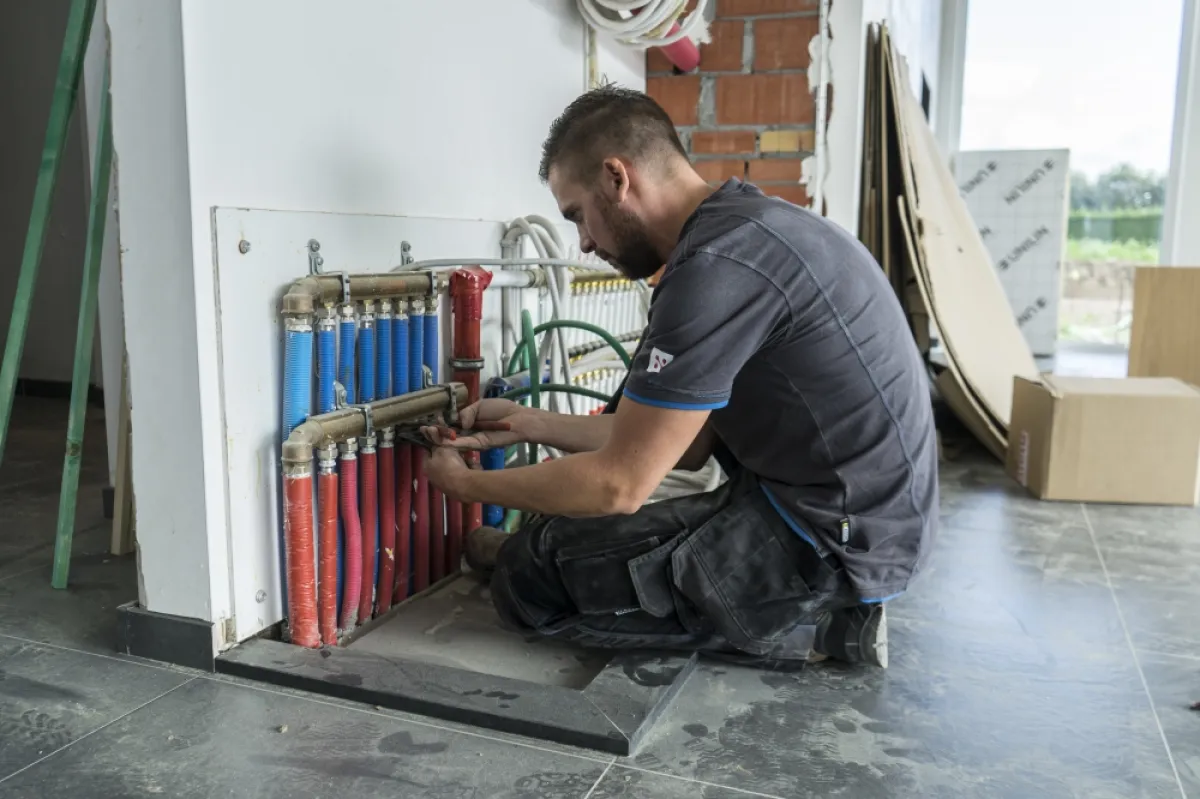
[670,492,822,655]
[627,536,686,618]
[555,536,662,615]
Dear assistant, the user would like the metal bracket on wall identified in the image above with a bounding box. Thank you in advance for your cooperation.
[307,239,324,275]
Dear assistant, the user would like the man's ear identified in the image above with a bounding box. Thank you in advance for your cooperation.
[601,158,631,204]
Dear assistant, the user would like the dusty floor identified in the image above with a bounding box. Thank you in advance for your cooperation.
[0,349,1197,798]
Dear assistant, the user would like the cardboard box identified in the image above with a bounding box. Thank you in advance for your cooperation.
[1129,266,1200,388]
[1007,375,1200,505]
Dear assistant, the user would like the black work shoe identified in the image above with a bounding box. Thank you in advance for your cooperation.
[463,526,508,578]
[813,604,889,668]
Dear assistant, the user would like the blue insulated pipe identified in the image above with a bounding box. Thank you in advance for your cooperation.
[282,316,314,439]
[482,378,508,526]
[316,312,337,414]
[481,448,505,526]
[423,302,439,383]
[408,297,426,391]
[393,301,410,395]
[358,301,377,403]
[377,300,393,398]
[338,304,356,404]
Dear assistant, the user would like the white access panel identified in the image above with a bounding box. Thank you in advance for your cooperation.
[954,149,1070,356]
[212,208,572,643]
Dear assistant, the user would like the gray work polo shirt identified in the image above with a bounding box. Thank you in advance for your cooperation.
[619,179,939,602]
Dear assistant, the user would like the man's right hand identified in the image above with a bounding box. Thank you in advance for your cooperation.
[422,399,529,450]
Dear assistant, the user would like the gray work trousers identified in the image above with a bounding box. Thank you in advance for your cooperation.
[488,468,859,667]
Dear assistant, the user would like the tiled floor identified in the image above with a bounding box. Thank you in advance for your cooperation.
[1,361,1197,797]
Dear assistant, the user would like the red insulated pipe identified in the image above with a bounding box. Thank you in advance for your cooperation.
[431,486,445,583]
[339,444,362,631]
[412,447,430,593]
[446,499,463,576]
[317,466,339,646]
[376,433,396,615]
[394,443,413,603]
[358,439,378,623]
[283,468,319,648]
[651,22,701,72]
[450,266,493,536]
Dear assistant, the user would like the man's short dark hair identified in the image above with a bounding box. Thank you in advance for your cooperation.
[539,85,688,184]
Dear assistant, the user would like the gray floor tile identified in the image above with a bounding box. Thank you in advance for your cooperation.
[621,621,1181,799]
[0,547,138,655]
[0,639,191,780]
[1111,580,1200,660]
[1138,652,1200,796]
[1087,504,1200,587]
[0,676,609,798]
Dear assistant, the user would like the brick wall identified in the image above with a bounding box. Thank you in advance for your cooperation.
[646,0,820,208]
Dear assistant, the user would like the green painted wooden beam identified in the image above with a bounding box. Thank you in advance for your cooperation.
[53,51,112,590]
[0,0,97,467]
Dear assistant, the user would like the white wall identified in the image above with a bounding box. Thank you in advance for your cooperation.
[822,0,947,233]
[108,0,642,636]
[0,0,94,386]
[1163,0,1200,265]
[108,0,219,630]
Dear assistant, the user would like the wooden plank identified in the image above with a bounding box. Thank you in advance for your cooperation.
[111,353,135,556]
[897,195,1006,456]
[885,28,1038,430]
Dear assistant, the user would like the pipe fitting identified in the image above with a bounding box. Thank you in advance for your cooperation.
[283,460,312,478]
[317,442,338,472]
[378,299,392,319]
[379,427,395,447]
[410,296,426,316]
[394,298,409,319]
[360,432,377,454]
[339,438,359,457]
[284,315,313,333]
[281,383,468,465]
[316,313,336,333]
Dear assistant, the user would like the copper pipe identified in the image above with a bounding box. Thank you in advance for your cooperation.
[281,384,468,465]
[281,273,439,316]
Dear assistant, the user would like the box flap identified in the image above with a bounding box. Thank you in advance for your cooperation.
[1042,375,1200,399]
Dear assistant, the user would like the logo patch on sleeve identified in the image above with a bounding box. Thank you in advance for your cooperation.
[647,347,675,373]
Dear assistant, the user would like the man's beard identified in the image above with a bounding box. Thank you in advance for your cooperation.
[596,195,663,281]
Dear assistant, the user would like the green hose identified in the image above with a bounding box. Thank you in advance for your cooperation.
[499,384,610,404]
[501,508,522,533]
[521,311,539,466]
[505,319,631,376]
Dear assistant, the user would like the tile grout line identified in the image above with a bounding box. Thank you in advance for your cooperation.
[1080,504,1187,799]
[0,562,55,585]
[609,763,788,799]
[581,758,615,799]
[0,677,197,786]
[0,632,200,677]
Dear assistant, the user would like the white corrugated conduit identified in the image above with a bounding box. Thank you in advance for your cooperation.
[576,0,711,48]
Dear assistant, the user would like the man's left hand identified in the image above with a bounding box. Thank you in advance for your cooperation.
[426,446,471,500]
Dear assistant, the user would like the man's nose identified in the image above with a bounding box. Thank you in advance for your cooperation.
[578,233,595,255]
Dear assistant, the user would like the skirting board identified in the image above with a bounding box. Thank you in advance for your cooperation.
[116,601,216,673]
[217,638,697,755]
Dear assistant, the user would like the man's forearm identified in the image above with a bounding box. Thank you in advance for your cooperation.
[519,408,613,454]
[451,451,634,517]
